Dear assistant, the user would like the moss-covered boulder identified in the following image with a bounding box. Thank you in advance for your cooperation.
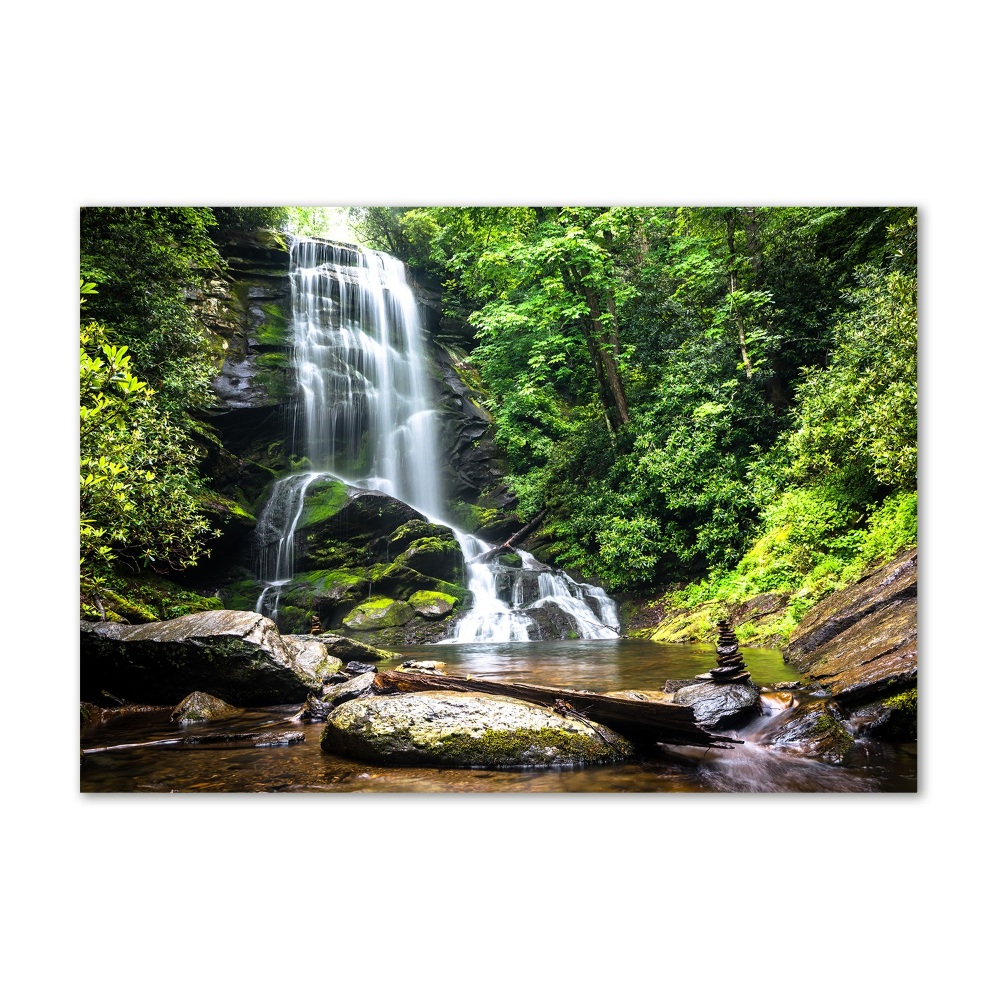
[80,610,333,706]
[757,698,856,764]
[300,486,429,561]
[320,691,634,768]
[343,598,416,631]
[407,590,458,619]
[396,534,464,579]
[169,691,242,724]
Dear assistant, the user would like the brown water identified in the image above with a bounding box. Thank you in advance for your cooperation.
[79,639,917,793]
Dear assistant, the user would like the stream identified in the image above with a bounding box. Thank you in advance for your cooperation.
[80,639,916,793]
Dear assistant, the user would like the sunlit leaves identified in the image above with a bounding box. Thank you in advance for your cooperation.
[80,318,218,585]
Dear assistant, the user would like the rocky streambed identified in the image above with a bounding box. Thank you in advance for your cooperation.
[80,549,918,789]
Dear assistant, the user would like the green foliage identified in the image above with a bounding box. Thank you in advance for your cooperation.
[79,207,225,414]
[211,207,289,231]
[790,266,917,490]
[80,314,219,597]
[382,206,917,594]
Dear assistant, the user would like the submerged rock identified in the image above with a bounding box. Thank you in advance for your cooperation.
[320,691,634,768]
[755,698,856,764]
[80,610,333,706]
[169,691,242,724]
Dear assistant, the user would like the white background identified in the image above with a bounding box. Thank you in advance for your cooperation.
[1,2,990,997]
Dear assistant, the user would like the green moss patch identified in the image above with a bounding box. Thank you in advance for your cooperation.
[298,478,350,528]
[343,598,416,631]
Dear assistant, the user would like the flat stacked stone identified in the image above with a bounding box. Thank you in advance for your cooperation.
[708,620,751,683]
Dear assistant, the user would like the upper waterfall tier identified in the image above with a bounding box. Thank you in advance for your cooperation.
[289,238,443,520]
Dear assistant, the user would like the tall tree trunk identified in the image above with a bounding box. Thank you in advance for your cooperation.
[581,284,630,428]
[726,212,754,379]
[560,264,628,434]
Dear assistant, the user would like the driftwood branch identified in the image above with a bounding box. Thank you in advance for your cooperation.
[472,510,546,563]
[372,671,740,749]
[81,731,305,755]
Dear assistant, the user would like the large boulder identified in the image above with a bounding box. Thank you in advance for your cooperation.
[320,691,634,768]
[81,610,332,706]
[407,590,458,619]
[673,680,762,730]
[784,549,917,736]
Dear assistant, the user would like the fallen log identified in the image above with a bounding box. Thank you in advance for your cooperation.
[471,510,546,563]
[81,731,305,755]
[372,671,741,749]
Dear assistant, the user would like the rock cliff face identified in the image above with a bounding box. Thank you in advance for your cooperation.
[783,548,917,739]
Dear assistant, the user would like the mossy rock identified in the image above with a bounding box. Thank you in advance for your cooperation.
[407,590,458,619]
[847,687,917,740]
[386,520,455,559]
[366,559,469,601]
[298,478,351,529]
[396,535,464,579]
[648,603,727,644]
[84,574,227,625]
[343,598,416,631]
[762,698,856,763]
[321,691,634,768]
[280,569,370,615]
[249,301,290,348]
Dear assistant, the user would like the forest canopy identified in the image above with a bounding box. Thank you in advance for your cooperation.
[79,205,917,633]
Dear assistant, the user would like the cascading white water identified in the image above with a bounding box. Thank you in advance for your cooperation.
[252,237,619,642]
[441,536,620,643]
[288,239,443,514]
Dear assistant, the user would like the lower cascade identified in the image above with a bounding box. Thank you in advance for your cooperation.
[443,535,619,642]
[250,237,619,642]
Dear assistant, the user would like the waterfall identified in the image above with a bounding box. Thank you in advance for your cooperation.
[286,238,442,514]
[251,237,619,642]
[253,238,444,614]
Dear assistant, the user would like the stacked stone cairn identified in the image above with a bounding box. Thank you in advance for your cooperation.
[704,620,751,684]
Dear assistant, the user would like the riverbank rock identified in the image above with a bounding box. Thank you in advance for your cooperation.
[673,680,762,730]
[80,610,332,707]
[320,691,634,768]
[286,633,398,663]
[784,548,917,738]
